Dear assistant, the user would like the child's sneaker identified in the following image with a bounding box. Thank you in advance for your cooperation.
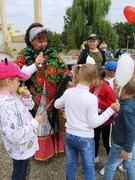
[118,164,126,172]
[99,167,105,175]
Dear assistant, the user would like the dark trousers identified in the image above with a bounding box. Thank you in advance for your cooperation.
[94,124,111,157]
[12,158,30,180]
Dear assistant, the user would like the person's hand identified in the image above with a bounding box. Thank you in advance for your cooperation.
[34,112,45,124]
[35,54,44,68]
[66,81,74,88]
[93,92,98,97]
[120,149,129,160]
[98,108,101,114]
[110,102,120,112]
[19,86,31,99]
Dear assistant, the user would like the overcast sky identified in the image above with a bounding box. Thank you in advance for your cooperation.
[4,0,135,34]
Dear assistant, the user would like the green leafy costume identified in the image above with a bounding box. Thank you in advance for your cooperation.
[15,46,69,127]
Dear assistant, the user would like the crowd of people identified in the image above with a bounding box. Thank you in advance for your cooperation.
[0,27,135,180]
[80,38,135,62]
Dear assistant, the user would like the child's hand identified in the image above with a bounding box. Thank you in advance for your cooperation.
[35,112,45,124]
[19,86,30,99]
[98,108,101,114]
[66,81,74,88]
[110,102,120,112]
[93,92,98,97]
[120,149,129,160]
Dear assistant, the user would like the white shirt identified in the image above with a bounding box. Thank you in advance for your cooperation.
[0,93,39,160]
[54,84,114,138]
[105,77,115,89]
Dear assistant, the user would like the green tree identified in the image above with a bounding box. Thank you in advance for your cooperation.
[113,22,135,49]
[91,19,118,51]
[48,33,62,53]
[61,29,77,53]
[64,0,112,47]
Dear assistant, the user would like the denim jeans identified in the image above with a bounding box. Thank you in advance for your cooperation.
[132,141,135,169]
[103,143,135,180]
[65,133,95,180]
[12,158,30,180]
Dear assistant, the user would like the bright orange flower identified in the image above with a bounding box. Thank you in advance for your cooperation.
[46,66,57,75]
[30,85,36,93]
[44,55,49,58]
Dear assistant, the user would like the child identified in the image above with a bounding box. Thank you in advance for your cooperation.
[0,59,44,180]
[103,76,135,180]
[104,60,118,165]
[54,64,120,180]
[90,65,116,175]
[104,60,118,89]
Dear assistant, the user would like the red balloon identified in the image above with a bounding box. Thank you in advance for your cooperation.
[124,6,135,24]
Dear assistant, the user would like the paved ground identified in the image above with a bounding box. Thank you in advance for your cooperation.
[0,134,127,180]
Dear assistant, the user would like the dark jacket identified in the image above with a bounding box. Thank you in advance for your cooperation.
[114,50,122,58]
[113,98,135,152]
[77,48,106,66]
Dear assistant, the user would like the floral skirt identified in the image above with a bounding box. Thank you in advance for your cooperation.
[34,132,64,161]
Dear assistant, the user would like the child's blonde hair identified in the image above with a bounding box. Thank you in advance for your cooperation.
[72,65,80,86]
[78,64,97,82]
[123,76,135,96]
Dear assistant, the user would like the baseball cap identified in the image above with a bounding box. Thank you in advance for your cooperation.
[88,33,99,40]
[0,59,30,80]
[104,60,118,72]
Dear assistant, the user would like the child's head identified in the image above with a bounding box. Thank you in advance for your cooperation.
[74,64,97,86]
[122,76,135,97]
[114,76,135,99]
[72,53,78,60]
[91,65,106,88]
[95,65,106,79]
[105,60,118,78]
[0,59,29,92]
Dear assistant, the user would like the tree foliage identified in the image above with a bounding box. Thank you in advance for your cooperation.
[48,32,62,53]
[91,19,118,51]
[48,1,135,54]
[113,22,135,49]
[61,29,77,53]
[62,0,117,51]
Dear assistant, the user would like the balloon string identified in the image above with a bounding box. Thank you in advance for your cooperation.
[118,87,122,100]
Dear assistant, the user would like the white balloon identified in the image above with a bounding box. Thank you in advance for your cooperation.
[86,55,96,64]
[115,54,134,87]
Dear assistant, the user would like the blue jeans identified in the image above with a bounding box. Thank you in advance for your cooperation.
[103,143,135,180]
[65,133,95,180]
[12,158,30,180]
[132,141,135,169]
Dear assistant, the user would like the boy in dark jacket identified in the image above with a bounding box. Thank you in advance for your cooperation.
[77,33,106,66]
[103,76,135,180]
